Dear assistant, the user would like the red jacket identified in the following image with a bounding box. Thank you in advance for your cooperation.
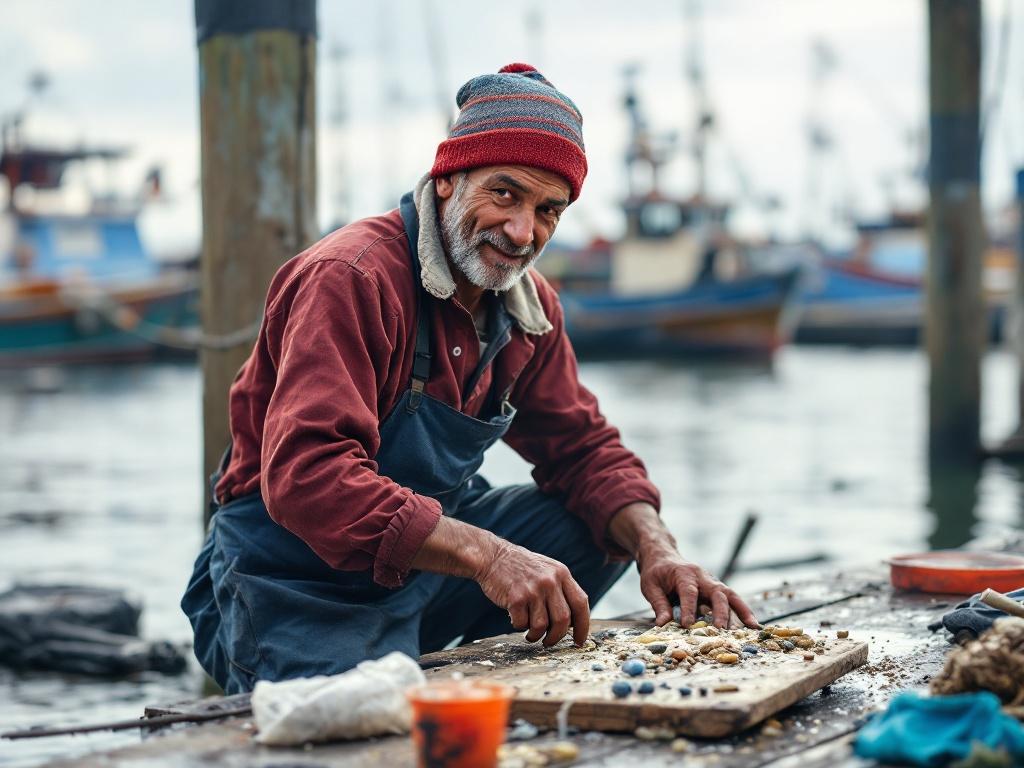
[216,208,660,588]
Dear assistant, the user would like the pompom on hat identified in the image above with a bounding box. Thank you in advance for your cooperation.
[430,63,587,202]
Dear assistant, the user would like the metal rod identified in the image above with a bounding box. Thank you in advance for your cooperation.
[1,705,253,741]
[720,511,759,582]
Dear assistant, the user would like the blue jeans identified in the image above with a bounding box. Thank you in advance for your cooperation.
[183,478,629,693]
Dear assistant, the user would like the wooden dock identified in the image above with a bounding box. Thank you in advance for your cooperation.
[43,566,957,767]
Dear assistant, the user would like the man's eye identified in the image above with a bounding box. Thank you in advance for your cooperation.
[492,188,512,198]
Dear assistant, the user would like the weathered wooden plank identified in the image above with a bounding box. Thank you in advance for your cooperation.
[421,619,868,737]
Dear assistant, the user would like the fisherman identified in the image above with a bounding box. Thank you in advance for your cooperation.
[182,63,758,694]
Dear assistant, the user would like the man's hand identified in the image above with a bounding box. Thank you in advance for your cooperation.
[637,541,758,628]
[410,516,590,647]
[608,502,759,630]
[475,540,590,647]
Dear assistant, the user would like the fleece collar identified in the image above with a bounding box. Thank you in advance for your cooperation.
[413,174,553,336]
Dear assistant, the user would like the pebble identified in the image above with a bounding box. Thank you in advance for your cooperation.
[647,642,668,654]
[671,737,692,753]
[837,630,850,639]
[635,726,676,741]
[591,663,605,671]
[611,680,632,698]
[713,684,739,693]
[803,652,815,661]
[741,644,759,654]
[622,658,646,677]
[678,686,693,696]
[699,687,708,697]
[637,681,655,694]
[507,719,540,741]
[715,652,739,664]
[659,682,671,690]
[780,640,795,651]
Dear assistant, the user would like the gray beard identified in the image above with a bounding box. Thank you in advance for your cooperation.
[440,181,541,292]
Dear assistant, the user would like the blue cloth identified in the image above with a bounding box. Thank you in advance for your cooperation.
[181,192,628,694]
[854,692,1024,766]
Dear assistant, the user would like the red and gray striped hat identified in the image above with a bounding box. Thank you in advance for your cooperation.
[430,63,587,202]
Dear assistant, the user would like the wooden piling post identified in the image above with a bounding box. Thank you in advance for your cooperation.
[926,0,985,462]
[991,169,1024,456]
[195,0,317,524]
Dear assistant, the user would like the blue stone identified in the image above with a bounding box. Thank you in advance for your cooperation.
[591,663,606,671]
[637,681,655,694]
[781,640,795,651]
[678,686,693,696]
[741,644,759,655]
[621,659,646,677]
[611,680,632,698]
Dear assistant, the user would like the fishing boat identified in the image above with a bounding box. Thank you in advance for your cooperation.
[538,65,801,359]
[0,117,197,366]
[795,210,1014,345]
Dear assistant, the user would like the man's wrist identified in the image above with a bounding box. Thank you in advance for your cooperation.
[608,501,675,561]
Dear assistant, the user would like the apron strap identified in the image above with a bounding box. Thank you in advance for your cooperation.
[399,192,432,412]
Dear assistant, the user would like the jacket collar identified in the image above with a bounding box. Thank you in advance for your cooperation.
[413,174,553,336]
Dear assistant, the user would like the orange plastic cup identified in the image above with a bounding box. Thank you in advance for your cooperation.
[406,679,515,768]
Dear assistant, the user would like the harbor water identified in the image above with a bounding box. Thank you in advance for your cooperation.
[2,347,1024,766]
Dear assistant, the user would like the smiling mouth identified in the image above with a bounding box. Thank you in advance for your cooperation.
[483,242,524,263]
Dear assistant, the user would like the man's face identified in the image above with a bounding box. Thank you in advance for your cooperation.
[436,165,570,292]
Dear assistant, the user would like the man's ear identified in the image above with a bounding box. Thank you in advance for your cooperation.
[435,175,455,201]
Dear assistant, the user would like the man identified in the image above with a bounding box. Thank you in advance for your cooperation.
[183,63,757,695]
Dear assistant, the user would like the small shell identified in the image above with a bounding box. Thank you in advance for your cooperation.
[635,632,662,644]
[544,742,580,761]
[670,648,691,661]
[691,628,709,637]
[689,620,708,629]
[770,627,804,637]
[699,638,728,655]
[715,652,739,664]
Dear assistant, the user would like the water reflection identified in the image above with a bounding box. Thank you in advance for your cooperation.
[927,458,981,550]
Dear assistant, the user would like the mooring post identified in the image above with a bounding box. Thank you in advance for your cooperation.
[926,0,985,462]
[194,0,318,525]
[992,169,1024,456]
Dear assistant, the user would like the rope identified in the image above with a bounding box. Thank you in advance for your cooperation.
[60,284,262,351]
[930,616,1024,706]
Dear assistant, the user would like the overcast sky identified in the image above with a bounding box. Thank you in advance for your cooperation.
[2,0,1021,255]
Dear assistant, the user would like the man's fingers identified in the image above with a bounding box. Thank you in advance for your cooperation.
[565,579,591,646]
[710,589,730,628]
[507,602,529,631]
[728,591,761,628]
[543,592,572,647]
[525,600,547,643]
[647,584,673,627]
[676,580,699,626]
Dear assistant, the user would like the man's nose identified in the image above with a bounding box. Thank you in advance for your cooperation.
[503,210,535,248]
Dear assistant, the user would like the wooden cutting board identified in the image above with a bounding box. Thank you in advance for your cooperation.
[419,619,868,738]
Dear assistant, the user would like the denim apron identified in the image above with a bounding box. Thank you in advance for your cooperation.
[182,192,518,693]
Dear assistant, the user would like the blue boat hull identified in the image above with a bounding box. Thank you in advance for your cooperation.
[558,267,802,358]
[0,278,198,366]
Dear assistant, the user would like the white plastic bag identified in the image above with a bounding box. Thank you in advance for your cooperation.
[252,651,425,745]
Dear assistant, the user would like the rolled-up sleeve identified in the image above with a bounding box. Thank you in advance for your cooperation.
[259,261,442,587]
[503,297,661,559]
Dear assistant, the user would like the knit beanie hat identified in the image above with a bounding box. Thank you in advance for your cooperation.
[430,63,587,202]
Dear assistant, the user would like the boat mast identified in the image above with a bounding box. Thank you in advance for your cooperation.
[684,0,712,202]
[327,41,350,230]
